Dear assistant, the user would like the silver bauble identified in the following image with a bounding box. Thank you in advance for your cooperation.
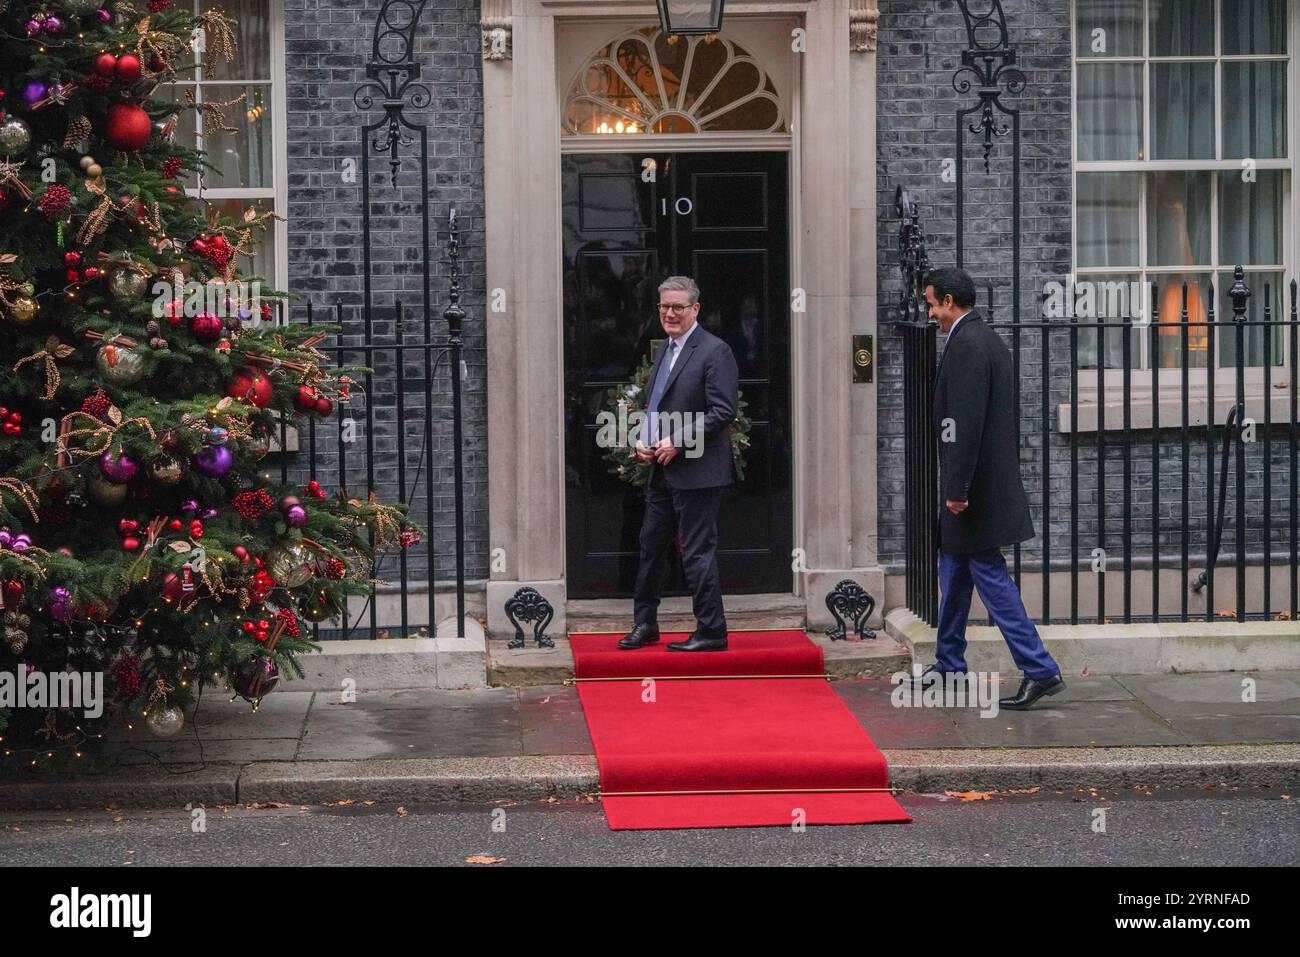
[0,117,30,155]
[96,344,146,385]
[108,267,149,300]
[267,542,314,588]
[147,455,183,485]
[145,704,185,739]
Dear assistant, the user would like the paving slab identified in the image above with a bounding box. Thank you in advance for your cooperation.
[1115,671,1300,718]
[1160,713,1300,746]
[296,688,522,760]
[948,699,1188,748]
[101,690,312,743]
[519,686,593,755]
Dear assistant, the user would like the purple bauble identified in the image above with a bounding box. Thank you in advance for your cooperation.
[49,586,73,622]
[97,9,112,24]
[191,444,233,478]
[101,449,138,483]
[181,499,199,513]
[22,81,47,106]
[43,15,63,34]
[12,534,31,552]
[285,505,308,528]
[0,529,10,548]
[24,20,42,38]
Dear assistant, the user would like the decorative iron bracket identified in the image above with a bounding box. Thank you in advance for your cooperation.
[953,0,1026,172]
[504,587,556,649]
[895,186,930,325]
[352,0,433,186]
[825,579,877,641]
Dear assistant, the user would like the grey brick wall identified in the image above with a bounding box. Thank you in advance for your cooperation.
[874,0,1298,611]
[282,0,487,589]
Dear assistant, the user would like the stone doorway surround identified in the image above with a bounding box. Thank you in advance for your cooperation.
[481,0,884,638]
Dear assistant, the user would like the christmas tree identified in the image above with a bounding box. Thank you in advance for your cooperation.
[0,1,408,750]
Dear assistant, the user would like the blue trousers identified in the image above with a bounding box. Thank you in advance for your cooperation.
[936,548,1060,680]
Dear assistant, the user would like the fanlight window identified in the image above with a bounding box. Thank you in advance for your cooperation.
[563,27,787,136]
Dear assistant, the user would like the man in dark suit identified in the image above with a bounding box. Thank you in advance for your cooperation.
[619,276,740,652]
[913,267,1066,710]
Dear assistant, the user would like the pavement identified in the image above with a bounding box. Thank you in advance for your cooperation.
[2,669,1299,810]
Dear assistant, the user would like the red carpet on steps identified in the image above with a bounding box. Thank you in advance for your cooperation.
[570,630,912,830]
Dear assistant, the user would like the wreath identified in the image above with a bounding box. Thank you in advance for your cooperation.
[602,355,752,488]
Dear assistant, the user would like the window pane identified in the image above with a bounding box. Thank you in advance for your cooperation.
[1218,170,1284,266]
[1222,62,1287,158]
[1149,63,1214,159]
[1077,63,1143,160]
[1075,274,1142,370]
[1149,0,1214,56]
[200,0,272,81]
[1154,273,1213,369]
[1077,173,1140,267]
[1147,171,1211,266]
[1075,0,1143,57]
[1222,0,1287,55]
[1217,271,1285,368]
[196,83,274,189]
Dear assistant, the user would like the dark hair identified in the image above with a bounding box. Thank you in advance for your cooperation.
[925,267,977,309]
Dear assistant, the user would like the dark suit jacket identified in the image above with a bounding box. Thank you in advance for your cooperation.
[933,311,1034,554]
[643,323,740,490]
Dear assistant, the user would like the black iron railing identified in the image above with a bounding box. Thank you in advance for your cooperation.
[897,265,1300,626]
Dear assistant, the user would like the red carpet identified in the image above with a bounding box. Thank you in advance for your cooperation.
[571,630,912,830]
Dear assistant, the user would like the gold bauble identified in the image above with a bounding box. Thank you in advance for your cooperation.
[9,296,38,323]
[267,542,314,588]
[147,455,183,485]
[96,344,146,385]
[86,163,103,179]
[87,475,129,507]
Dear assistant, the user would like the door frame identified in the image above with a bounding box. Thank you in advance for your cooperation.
[483,0,884,639]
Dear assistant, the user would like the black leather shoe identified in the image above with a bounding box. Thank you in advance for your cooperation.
[903,663,967,689]
[617,623,660,649]
[666,631,728,652]
[999,674,1066,710]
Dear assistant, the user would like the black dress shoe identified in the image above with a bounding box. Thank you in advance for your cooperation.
[666,631,728,652]
[617,623,660,649]
[999,674,1066,710]
[902,663,967,689]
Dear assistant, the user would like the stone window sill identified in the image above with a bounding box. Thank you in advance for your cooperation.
[1058,388,1300,433]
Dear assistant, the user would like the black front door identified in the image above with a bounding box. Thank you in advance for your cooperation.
[562,150,792,598]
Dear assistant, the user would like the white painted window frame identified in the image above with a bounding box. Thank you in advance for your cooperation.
[1065,0,1299,431]
[174,0,288,290]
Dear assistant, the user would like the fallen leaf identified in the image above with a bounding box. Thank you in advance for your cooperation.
[396,806,408,817]
[362,800,376,807]
[466,855,505,865]
[1280,794,1290,800]
[246,801,291,810]
[1080,667,1090,678]
[944,789,993,802]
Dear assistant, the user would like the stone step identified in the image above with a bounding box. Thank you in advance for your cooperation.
[566,592,808,634]
[487,629,913,687]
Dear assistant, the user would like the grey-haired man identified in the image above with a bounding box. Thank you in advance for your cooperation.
[619,276,740,652]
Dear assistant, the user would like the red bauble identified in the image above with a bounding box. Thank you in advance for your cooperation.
[226,368,273,408]
[115,54,142,84]
[314,396,333,416]
[189,312,224,343]
[64,251,81,266]
[293,385,318,412]
[168,519,183,531]
[83,266,102,280]
[149,54,167,72]
[162,572,198,609]
[94,52,118,77]
[122,537,141,551]
[104,103,152,151]
[3,579,22,604]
